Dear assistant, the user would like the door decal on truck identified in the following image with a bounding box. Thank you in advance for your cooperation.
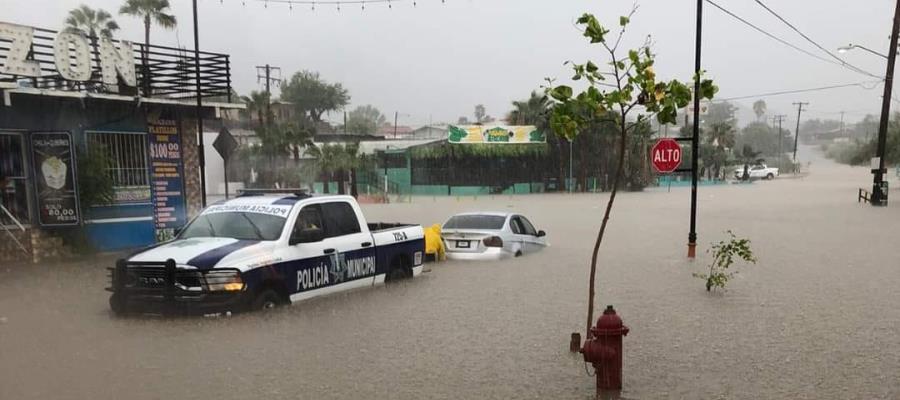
[392,231,408,241]
[295,253,377,292]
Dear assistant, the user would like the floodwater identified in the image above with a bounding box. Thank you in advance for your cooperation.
[2,147,900,399]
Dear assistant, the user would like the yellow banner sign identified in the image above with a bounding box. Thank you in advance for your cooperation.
[448,125,545,144]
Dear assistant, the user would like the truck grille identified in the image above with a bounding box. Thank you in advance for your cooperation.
[124,268,203,290]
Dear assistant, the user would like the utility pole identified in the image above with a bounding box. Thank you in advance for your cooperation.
[394,111,399,139]
[773,114,787,159]
[792,102,809,163]
[255,64,282,125]
[840,111,845,137]
[192,0,207,208]
[873,0,900,206]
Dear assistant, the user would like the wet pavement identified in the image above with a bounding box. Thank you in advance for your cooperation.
[2,147,900,399]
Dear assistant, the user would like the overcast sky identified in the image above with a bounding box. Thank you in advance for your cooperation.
[2,0,895,127]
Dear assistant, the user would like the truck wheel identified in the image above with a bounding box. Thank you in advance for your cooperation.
[251,289,283,311]
[109,294,127,317]
[386,258,412,283]
[767,173,775,180]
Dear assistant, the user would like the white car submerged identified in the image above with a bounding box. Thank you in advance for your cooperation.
[442,212,547,260]
[734,163,779,180]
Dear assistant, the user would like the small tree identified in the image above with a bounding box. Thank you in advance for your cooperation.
[694,231,756,291]
[545,6,717,336]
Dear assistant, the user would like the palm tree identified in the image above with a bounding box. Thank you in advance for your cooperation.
[119,0,177,94]
[752,99,767,123]
[507,91,567,191]
[706,122,735,180]
[64,5,119,72]
[240,91,271,127]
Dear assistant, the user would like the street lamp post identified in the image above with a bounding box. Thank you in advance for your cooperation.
[837,44,889,59]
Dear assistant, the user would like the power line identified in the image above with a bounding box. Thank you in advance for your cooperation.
[752,0,881,79]
[704,0,844,69]
[232,0,444,9]
[717,81,881,101]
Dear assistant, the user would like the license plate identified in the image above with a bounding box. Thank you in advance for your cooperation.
[456,240,470,248]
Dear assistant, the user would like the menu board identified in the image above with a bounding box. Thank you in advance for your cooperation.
[147,115,187,242]
[30,132,80,226]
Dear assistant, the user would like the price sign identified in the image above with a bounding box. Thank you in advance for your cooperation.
[30,132,80,226]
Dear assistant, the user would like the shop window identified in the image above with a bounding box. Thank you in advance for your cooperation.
[0,133,30,224]
[86,132,150,203]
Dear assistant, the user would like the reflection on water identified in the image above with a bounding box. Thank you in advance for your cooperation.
[2,150,900,399]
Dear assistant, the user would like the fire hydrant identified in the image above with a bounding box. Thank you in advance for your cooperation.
[581,305,629,391]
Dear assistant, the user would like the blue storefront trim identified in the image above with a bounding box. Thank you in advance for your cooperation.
[85,218,155,251]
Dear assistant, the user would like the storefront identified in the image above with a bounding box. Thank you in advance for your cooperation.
[0,21,241,263]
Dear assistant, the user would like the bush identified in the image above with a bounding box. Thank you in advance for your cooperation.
[694,231,756,292]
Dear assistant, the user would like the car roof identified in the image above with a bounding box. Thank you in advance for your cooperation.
[450,211,514,218]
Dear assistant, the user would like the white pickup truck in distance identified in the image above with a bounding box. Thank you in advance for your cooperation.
[734,164,779,180]
[108,193,425,316]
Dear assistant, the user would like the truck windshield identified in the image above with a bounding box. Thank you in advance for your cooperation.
[444,215,506,230]
[180,212,286,241]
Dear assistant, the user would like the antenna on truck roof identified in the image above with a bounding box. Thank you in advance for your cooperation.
[236,188,311,198]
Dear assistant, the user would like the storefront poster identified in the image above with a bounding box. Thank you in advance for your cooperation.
[147,114,187,242]
[30,132,80,226]
[448,125,545,144]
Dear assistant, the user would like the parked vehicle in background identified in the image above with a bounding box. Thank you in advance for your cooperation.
[734,163,779,180]
[441,212,547,260]
[108,193,425,316]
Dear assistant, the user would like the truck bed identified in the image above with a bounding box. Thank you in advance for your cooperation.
[368,222,417,232]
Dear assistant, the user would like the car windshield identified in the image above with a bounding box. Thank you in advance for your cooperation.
[180,212,286,241]
[444,215,506,230]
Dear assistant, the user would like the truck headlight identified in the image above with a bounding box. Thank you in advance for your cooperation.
[203,270,245,292]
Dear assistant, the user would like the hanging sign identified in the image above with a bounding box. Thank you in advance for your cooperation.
[30,132,80,226]
[147,113,187,242]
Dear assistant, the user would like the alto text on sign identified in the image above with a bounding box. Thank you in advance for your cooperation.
[651,138,682,173]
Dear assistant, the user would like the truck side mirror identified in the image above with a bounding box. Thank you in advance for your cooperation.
[537,230,546,237]
[290,227,325,245]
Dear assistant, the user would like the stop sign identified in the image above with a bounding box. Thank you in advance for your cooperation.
[651,138,682,173]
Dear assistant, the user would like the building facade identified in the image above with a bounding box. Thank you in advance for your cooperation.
[0,21,241,263]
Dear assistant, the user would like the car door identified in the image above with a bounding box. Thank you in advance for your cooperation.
[751,165,764,178]
[516,216,545,253]
[507,216,530,255]
[284,203,336,299]
[319,201,377,287]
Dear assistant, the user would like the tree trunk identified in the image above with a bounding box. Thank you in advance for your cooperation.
[557,139,567,192]
[578,137,587,192]
[350,168,358,198]
[337,169,346,195]
[322,171,331,194]
[585,114,629,337]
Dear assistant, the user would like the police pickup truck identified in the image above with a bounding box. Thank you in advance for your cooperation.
[108,192,425,315]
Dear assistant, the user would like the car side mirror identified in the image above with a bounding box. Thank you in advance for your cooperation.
[536,230,546,237]
[290,227,325,245]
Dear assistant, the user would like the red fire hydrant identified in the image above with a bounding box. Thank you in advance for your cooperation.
[581,305,629,391]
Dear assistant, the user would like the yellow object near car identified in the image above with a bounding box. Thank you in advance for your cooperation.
[424,224,446,261]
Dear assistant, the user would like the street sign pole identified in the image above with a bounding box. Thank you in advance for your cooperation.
[688,0,703,258]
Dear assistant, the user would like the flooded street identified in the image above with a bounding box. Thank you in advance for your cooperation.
[2,147,900,399]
